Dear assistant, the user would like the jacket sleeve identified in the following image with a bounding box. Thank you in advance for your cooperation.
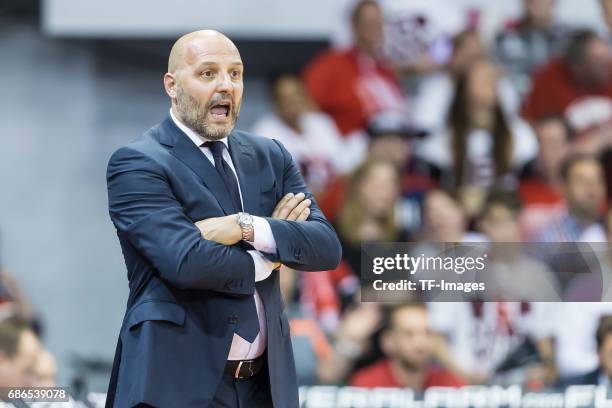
[107,146,255,295]
[264,139,342,271]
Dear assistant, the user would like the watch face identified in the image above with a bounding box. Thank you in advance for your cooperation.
[239,213,253,226]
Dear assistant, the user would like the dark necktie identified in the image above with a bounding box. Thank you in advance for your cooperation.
[204,141,243,213]
[203,140,259,342]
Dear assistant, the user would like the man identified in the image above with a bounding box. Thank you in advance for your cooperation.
[350,302,465,391]
[303,0,405,136]
[105,30,342,408]
[0,322,41,387]
[533,154,606,242]
[252,74,348,196]
[519,115,570,238]
[522,30,612,150]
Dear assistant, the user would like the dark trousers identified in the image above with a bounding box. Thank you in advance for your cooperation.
[210,361,273,408]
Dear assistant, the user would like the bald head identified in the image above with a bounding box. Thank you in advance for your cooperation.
[164,30,244,141]
[168,30,240,74]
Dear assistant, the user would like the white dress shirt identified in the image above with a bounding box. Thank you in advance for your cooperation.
[170,109,277,360]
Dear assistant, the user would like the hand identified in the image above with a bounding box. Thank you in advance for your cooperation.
[272,192,311,221]
[195,215,242,246]
[336,303,382,344]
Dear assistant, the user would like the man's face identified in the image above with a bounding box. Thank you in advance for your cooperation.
[535,119,569,178]
[424,191,466,241]
[524,0,554,27]
[384,307,432,370]
[581,39,611,87]
[273,76,310,125]
[599,333,612,378]
[480,204,521,242]
[565,160,606,221]
[172,36,244,140]
[0,330,41,387]
[353,3,384,57]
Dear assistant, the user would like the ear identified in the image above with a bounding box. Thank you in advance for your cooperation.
[164,73,177,99]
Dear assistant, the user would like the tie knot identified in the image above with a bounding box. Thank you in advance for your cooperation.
[203,141,225,159]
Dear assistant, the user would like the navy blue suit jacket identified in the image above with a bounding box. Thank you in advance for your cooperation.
[105,115,342,408]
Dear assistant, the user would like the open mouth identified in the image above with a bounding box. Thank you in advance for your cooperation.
[209,101,231,119]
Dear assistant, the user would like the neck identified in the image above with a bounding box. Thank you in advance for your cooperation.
[390,359,426,391]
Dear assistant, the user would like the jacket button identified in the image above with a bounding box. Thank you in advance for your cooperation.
[228,315,238,324]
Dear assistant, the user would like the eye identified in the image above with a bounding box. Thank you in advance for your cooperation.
[201,70,215,79]
[231,70,242,80]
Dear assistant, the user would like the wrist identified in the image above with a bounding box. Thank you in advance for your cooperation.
[236,212,254,242]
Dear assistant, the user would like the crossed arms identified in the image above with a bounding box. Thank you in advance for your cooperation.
[106,141,342,296]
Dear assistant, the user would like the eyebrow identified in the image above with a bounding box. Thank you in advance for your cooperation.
[196,61,244,69]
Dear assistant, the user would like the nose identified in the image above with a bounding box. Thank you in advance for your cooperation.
[215,72,232,93]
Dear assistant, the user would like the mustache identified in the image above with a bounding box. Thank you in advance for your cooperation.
[207,94,234,109]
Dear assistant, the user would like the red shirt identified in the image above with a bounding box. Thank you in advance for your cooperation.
[350,359,466,391]
[303,48,404,135]
[522,58,612,135]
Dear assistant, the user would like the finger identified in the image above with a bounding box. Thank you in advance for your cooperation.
[276,192,306,220]
[295,207,310,221]
[272,193,294,218]
[287,198,311,221]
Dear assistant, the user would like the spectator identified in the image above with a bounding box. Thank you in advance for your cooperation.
[522,30,612,153]
[0,321,42,387]
[420,189,484,243]
[558,315,612,386]
[413,29,521,134]
[429,300,556,386]
[494,0,571,97]
[252,74,353,197]
[303,0,407,136]
[368,120,436,234]
[416,58,537,217]
[350,302,465,390]
[335,159,406,275]
[532,154,607,242]
[478,190,561,301]
[518,115,571,238]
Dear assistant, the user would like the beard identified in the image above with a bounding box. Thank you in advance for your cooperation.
[175,86,240,140]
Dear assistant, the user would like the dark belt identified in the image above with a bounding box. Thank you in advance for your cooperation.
[224,355,265,379]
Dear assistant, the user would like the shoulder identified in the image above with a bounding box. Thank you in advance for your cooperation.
[107,123,167,176]
[232,129,288,158]
[304,49,355,76]
[349,359,393,387]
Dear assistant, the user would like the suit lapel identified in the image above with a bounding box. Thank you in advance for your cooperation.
[159,116,237,215]
[228,132,261,215]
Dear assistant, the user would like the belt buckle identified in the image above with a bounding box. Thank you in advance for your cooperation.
[234,361,244,379]
[234,360,255,379]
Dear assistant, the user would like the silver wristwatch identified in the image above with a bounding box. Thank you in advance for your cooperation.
[237,212,254,241]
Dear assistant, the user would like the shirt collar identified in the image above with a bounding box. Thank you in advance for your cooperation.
[169,108,229,149]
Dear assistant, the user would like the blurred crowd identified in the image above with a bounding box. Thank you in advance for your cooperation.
[4,0,612,397]
[253,0,612,393]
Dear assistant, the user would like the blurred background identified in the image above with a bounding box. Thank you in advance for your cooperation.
[2,0,612,404]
